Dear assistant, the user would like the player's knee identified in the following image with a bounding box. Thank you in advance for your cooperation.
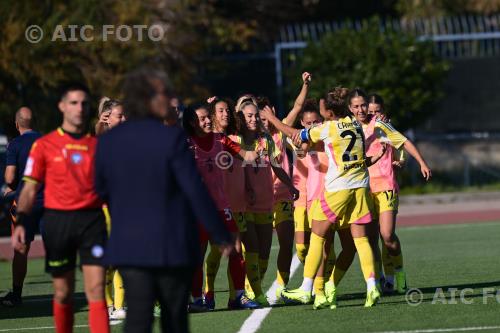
[296,243,309,263]
[84,281,105,301]
[53,287,72,304]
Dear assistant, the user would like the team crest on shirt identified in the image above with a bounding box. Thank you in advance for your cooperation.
[71,152,83,164]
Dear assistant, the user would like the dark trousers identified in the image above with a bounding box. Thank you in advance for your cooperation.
[120,266,193,333]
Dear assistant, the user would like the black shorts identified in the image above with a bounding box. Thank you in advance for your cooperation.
[41,209,107,275]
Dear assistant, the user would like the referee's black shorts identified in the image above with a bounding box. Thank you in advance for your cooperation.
[41,208,107,275]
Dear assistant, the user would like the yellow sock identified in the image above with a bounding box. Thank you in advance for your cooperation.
[392,253,404,271]
[245,252,262,295]
[325,243,336,279]
[258,258,268,280]
[277,271,289,287]
[113,271,125,309]
[314,276,325,296]
[304,233,326,279]
[204,244,222,294]
[105,268,114,307]
[353,236,376,282]
[295,243,309,264]
[382,244,394,276]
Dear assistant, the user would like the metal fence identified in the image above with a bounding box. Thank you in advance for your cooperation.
[277,15,500,58]
[273,15,500,111]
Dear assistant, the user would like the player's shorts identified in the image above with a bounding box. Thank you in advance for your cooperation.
[372,190,399,217]
[41,209,107,275]
[199,209,238,243]
[273,201,294,227]
[308,200,338,231]
[10,200,43,244]
[294,205,310,232]
[309,187,374,230]
[245,212,273,225]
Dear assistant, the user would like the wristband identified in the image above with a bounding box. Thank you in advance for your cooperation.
[299,128,310,142]
[15,212,28,228]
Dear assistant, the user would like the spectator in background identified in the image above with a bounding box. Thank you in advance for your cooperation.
[2,107,43,307]
[94,67,233,333]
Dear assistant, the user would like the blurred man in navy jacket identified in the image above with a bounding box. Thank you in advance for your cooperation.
[94,68,232,333]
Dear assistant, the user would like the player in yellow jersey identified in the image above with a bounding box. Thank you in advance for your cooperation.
[260,87,386,309]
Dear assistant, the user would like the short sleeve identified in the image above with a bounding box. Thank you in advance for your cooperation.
[5,140,18,166]
[308,122,329,143]
[221,135,241,156]
[23,140,46,183]
[375,120,407,149]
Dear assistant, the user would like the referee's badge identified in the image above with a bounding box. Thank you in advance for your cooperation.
[71,152,83,164]
[91,245,104,258]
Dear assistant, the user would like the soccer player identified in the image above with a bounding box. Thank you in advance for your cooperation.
[280,73,312,267]
[2,107,43,307]
[260,87,386,309]
[95,97,126,320]
[234,97,298,306]
[183,103,260,311]
[11,83,110,333]
[258,97,295,301]
[360,92,432,293]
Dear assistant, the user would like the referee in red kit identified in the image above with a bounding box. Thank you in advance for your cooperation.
[12,83,110,333]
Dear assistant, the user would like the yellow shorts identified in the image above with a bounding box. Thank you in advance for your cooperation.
[372,190,399,217]
[245,212,273,225]
[308,200,339,231]
[309,187,374,230]
[233,212,247,233]
[273,201,294,227]
[293,206,310,232]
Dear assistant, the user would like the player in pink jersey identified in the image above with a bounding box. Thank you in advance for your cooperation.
[257,96,296,302]
[280,73,312,266]
[234,96,298,306]
[352,91,431,294]
[182,103,260,311]
[201,96,262,310]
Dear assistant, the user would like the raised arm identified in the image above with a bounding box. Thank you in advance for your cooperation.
[282,72,311,126]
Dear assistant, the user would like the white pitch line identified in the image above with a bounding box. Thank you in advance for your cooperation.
[237,255,301,333]
[369,325,500,333]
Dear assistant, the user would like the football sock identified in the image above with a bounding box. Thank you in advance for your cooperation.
[353,236,376,284]
[89,300,110,333]
[245,252,262,295]
[303,233,325,280]
[295,243,309,264]
[277,270,289,287]
[113,271,125,310]
[53,300,74,333]
[205,244,222,295]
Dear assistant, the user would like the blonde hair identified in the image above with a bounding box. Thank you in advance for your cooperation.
[98,96,122,117]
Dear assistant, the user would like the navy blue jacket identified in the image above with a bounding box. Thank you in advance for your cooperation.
[94,118,231,267]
